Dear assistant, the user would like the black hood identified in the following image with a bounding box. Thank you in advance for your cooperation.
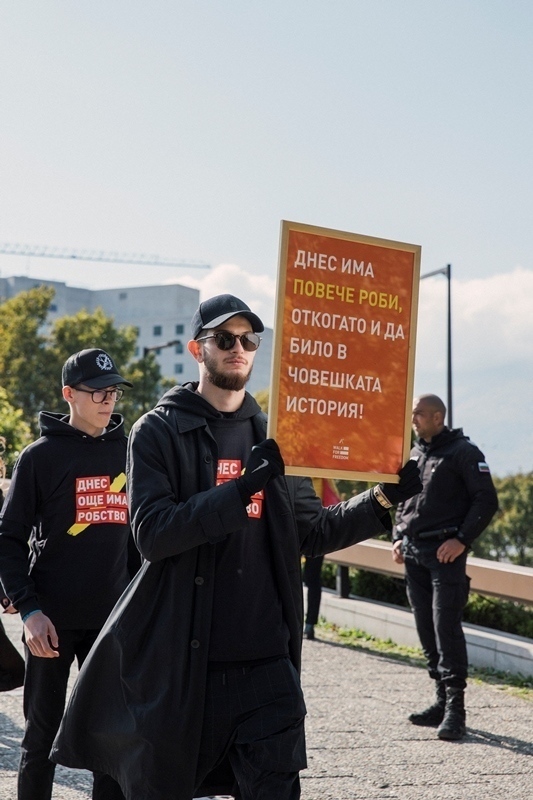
[38,411,126,440]
[416,426,468,452]
[156,382,261,421]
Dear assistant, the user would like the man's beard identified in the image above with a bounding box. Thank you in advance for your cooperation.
[203,352,253,392]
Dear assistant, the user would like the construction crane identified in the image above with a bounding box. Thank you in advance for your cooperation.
[0,243,210,270]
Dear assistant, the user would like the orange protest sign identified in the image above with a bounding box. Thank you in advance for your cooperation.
[268,221,421,482]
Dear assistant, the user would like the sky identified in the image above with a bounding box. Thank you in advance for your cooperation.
[1,1,532,476]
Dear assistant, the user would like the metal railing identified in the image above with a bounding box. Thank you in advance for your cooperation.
[326,539,533,606]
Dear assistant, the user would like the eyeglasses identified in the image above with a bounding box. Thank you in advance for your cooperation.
[74,386,124,403]
[196,331,261,352]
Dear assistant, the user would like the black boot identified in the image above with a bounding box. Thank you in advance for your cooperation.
[437,686,466,740]
[408,680,446,726]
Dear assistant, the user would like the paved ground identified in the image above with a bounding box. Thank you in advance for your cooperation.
[1,612,532,799]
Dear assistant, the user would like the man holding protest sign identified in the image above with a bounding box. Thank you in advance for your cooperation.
[52,293,421,800]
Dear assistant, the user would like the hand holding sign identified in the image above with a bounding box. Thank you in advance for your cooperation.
[376,459,422,507]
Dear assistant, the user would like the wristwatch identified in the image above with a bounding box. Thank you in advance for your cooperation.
[373,485,393,509]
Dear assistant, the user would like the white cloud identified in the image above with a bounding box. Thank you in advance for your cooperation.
[415,266,533,475]
[416,266,533,373]
[166,262,277,327]
[173,263,533,369]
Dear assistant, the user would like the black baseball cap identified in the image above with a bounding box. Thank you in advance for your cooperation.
[62,349,133,389]
[191,294,264,340]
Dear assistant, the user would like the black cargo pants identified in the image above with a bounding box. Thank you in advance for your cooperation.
[402,537,470,686]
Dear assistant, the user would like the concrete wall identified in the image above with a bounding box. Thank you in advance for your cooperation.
[310,587,533,678]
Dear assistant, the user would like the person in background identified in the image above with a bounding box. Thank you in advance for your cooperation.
[1,474,25,690]
[302,554,323,640]
[52,295,422,800]
[0,348,138,800]
[0,598,25,692]
[392,394,498,741]
[303,479,341,640]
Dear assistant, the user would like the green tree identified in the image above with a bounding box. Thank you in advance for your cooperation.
[0,286,57,430]
[0,388,33,475]
[49,306,137,371]
[118,352,173,429]
[254,388,269,413]
[0,287,166,436]
[47,306,169,433]
[471,473,533,566]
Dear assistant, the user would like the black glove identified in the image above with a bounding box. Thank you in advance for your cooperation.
[376,459,422,507]
[236,439,285,499]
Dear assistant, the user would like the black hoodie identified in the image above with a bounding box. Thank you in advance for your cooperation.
[0,411,135,628]
[157,380,260,419]
[155,384,290,662]
[393,427,498,546]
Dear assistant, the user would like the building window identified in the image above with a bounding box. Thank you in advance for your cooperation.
[49,304,57,312]
[134,347,140,357]
[175,324,184,335]
[174,363,183,375]
[153,325,162,336]
[119,292,127,300]
[175,342,183,354]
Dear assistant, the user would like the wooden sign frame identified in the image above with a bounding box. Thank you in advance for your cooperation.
[267,220,421,482]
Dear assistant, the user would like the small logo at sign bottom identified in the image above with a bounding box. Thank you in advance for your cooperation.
[333,441,349,460]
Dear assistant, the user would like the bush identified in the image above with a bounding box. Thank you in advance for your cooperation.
[319,564,408,605]
[321,564,533,639]
[464,593,533,639]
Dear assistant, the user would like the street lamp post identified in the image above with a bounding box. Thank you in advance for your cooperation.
[420,264,452,428]
[143,339,182,358]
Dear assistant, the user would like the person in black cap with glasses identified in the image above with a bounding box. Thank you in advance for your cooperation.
[0,348,138,800]
[51,295,421,800]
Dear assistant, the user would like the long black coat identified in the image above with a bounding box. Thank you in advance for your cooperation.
[51,387,388,799]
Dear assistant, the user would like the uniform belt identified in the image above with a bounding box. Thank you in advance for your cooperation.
[412,526,459,541]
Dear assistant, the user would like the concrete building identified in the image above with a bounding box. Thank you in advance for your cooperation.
[0,275,273,394]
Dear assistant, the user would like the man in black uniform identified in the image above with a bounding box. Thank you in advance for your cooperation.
[0,348,137,800]
[52,294,422,800]
[392,393,498,740]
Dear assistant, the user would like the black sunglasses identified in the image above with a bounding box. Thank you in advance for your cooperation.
[196,331,261,352]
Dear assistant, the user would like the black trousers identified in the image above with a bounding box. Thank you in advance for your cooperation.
[0,617,25,691]
[403,538,470,686]
[303,555,324,626]
[195,657,307,800]
[19,627,125,800]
